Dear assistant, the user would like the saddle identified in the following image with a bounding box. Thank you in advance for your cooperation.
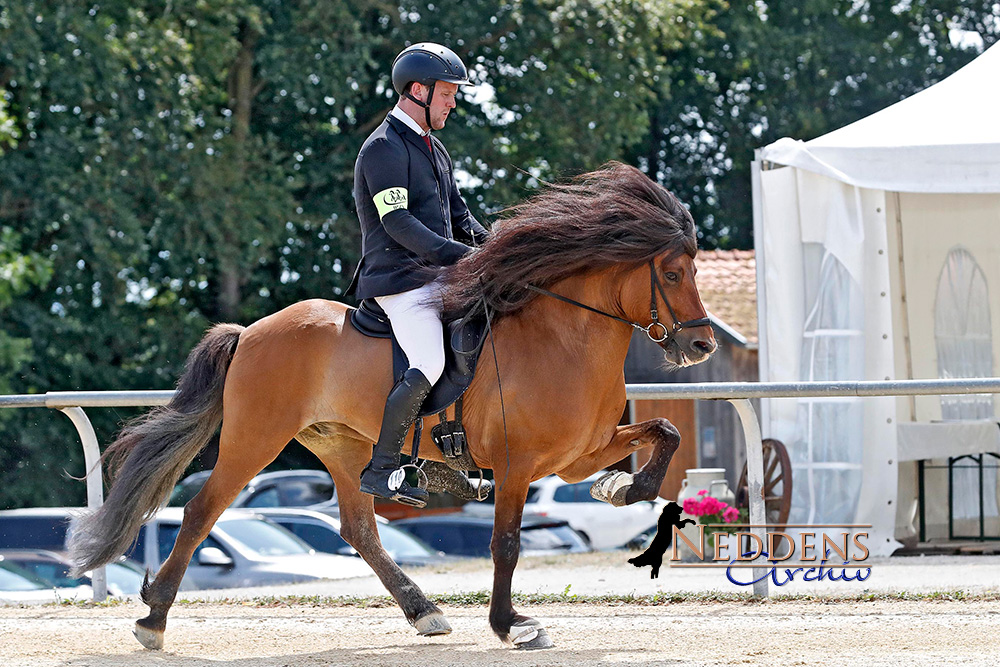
[349,298,488,471]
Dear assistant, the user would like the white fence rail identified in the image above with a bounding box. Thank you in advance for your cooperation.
[3,378,1000,601]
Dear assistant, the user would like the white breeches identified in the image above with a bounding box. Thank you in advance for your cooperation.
[375,281,446,386]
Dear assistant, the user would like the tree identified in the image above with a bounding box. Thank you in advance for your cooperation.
[628,0,996,249]
[0,0,710,507]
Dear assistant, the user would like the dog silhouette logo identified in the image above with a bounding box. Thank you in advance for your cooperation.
[627,502,694,579]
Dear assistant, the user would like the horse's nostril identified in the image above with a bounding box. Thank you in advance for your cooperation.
[693,339,716,356]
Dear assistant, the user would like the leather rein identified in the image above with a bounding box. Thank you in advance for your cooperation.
[525,259,711,346]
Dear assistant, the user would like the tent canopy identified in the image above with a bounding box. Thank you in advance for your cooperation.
[760,43,1000,193]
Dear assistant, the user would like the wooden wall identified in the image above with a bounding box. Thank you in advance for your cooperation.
[631,398,698,500]
[623,325,759,495]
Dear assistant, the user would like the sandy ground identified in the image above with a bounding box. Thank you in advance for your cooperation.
[1,553,999,666]
[2,600,999,666]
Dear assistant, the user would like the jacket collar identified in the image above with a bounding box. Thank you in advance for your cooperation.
[389,105,428,136]
[386,113,434,160]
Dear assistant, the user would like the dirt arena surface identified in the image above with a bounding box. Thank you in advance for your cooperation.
[2,598,999,666]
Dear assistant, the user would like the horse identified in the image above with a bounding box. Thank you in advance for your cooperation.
[69,161,717,650]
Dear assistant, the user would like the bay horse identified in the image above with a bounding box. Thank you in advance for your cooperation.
[69,162,716,650]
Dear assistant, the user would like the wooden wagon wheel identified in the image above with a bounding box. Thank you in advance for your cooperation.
[736,437,792,528]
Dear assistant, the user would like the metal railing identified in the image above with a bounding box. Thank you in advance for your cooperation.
[3,377,1000,601]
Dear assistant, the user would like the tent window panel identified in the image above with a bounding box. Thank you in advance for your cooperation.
[804,331,863,382]
[789,253,866,525]
[934,247,996,519]
[806,400,864,464]
[812,468,865,525]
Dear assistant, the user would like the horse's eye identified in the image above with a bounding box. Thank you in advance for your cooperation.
[665,272,680,283]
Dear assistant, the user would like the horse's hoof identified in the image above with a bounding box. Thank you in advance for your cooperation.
[509,620,553,649]
[515,627,554,650]
[414,611,452,636]
[133,623,164,650]
[590,471,633,507]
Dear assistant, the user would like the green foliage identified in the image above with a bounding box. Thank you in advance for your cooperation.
[626,0,996,248]
[0,0,996,508]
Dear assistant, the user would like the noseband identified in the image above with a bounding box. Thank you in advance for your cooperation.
[525,259,712,346]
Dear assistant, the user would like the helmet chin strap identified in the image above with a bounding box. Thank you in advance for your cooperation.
[404,80,436,131]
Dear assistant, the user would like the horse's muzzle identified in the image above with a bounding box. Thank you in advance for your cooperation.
[661,331,717,368]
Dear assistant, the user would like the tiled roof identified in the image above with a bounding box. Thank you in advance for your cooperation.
[696,249,758,345]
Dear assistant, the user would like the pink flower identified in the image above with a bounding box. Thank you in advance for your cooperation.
[723,506,739,523]
[683,498,702,516]
[703,498,724,515]
[697,489,708,496]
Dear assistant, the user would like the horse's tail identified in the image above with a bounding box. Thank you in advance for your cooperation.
[69,323,244,575]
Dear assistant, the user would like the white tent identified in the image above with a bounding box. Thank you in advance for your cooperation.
[752,43,1000,556]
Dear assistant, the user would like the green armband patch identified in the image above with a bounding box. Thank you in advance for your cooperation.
[374,187,408,219]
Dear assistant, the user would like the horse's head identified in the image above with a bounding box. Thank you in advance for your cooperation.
[621,252,716,368]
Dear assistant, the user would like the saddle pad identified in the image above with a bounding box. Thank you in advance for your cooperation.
[348,300,489,417]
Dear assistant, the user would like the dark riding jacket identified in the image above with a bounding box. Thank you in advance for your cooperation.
[347,114,489,299]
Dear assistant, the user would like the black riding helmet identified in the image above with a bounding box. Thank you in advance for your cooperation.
[391,43,471,128]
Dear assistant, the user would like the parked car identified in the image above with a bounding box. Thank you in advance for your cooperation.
[463,472,666,550]
[391,513,590,559]
[0,557,89,603]
[0,507,78,553]
[122,508,371,589]
[0,549,146,596]
[253,508,449,567]
[169,469,337,509]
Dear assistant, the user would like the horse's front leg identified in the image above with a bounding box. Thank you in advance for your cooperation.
[561,418,681,507]
[489,475,554,649]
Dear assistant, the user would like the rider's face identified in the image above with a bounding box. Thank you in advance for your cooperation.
[414,81,459,131]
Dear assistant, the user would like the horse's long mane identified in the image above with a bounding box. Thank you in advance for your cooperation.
[439,161,697,319]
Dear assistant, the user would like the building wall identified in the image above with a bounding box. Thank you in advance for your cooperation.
[624,327,759,494]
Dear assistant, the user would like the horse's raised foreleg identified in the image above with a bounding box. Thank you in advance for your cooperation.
[311,436,450,637]
[134,416,292,650]
[560,419,681,507]
[489,474,554,649]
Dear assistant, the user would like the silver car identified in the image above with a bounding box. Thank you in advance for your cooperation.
[122,508,372,589]
[254,508,451,567]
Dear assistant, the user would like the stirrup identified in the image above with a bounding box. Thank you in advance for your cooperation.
[360,464,429,508]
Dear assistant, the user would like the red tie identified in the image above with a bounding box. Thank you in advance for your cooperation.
[423,135,432,152]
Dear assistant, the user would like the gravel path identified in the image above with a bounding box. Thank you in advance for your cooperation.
[1,552,999,665]
[2,599,999,666]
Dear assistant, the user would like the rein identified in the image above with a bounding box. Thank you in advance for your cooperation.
[524,259,711,346]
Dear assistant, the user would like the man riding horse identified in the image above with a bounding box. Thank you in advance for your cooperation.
[347,43,489,507]
[68,45,719,652]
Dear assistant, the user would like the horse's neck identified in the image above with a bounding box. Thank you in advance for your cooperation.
[505,271,634,375]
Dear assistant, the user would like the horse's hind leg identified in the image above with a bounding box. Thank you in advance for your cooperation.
[134,415,294,649]
[561,419,681,507]
[307,434,450,636]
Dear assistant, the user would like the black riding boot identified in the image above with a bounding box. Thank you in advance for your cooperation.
[360,368,432,507]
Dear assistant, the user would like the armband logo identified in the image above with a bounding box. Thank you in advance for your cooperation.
[374,187,408,219]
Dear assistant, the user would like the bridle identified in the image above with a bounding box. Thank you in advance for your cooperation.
[525,259,712,347]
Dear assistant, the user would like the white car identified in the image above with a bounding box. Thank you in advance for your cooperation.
[464,472,666,550]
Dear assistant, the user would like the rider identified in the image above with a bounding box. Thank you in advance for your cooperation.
[347,43,489,507]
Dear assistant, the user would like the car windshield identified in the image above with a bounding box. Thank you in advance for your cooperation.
[106,562,145,595]
[168,478,208,507]
[0,562,48,591]
[376,523,435,558]
[12,559,87,588]
[520,524,582,551]
[219,519,312,556]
